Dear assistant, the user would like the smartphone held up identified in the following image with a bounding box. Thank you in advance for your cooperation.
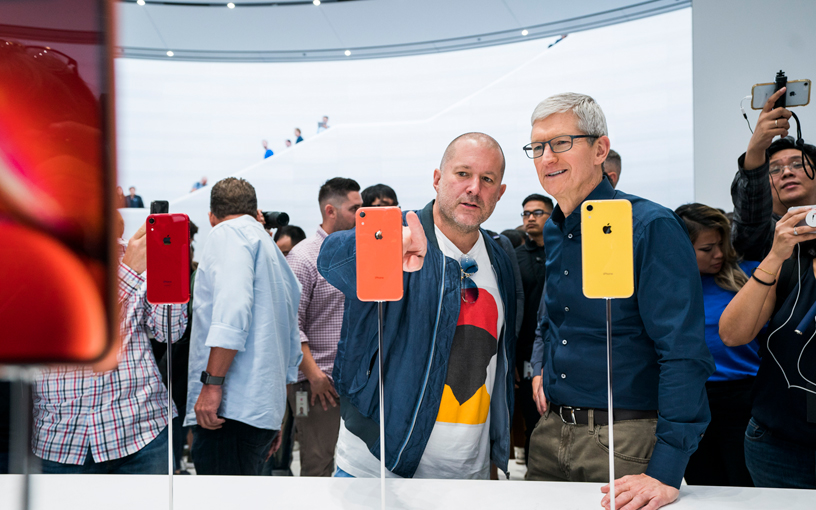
[356,207,404,302]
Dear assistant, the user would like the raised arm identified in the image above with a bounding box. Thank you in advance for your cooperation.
[721,208,816,346]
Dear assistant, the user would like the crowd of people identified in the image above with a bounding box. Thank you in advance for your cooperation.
[2,89,814,510]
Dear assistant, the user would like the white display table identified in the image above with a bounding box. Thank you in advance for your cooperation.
[0,475,812,510]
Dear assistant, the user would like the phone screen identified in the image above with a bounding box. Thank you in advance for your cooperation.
[0,0,116,363]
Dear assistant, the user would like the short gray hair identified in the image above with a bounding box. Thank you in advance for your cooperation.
[530,93,608,137]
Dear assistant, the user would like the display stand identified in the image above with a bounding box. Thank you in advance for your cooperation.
[377,301,386,510]
[605,298,615,510]
[165,305,174,510]
[8,367,36,510]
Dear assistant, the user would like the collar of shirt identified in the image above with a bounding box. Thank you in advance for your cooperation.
[550,175,615,234]
[316,226,328,240]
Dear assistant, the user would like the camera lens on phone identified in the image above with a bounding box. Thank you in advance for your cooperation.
[587,205,594,212]
[148,218,155,224]
[360,211,366,218]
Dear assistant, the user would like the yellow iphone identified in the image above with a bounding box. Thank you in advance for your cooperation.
[581,200,634,299]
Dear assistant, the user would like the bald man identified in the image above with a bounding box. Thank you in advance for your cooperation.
[318,132,517,479]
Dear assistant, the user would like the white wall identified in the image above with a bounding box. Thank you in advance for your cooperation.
[692,0,816,211]
[116,9,693,242]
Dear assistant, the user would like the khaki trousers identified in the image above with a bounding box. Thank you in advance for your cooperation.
[526,407,657,482]
[287,380,341,477]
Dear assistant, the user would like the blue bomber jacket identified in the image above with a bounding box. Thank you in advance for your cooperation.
[316,200,517,478]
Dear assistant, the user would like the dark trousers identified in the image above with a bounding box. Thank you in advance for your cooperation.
[192,419,277,476]
[262,399,295,476]
[516,378,540,464]
[685,377,755,487]
[744,417,816,489]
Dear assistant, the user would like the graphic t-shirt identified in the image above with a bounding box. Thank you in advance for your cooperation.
[335,228,503,479]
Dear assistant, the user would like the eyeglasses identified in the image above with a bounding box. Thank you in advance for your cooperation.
[460,255,479,303]
[521,209,550,219]
[523,135,597,159]
[769,160,806,176]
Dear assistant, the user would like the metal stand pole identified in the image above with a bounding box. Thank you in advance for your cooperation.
[165,305,174,510]
[9,367,36,510]
[606,298,615,510]
[377,301,386,510]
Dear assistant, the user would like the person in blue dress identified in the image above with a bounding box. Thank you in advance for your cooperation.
[676,203,760,487]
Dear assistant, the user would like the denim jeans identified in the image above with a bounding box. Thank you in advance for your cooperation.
[39,427,168,474]
[192,419,277,476]
[744,417,816,489]
[335,466,354,477]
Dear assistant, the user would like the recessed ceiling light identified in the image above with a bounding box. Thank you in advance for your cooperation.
[521,29,529,36]
[227,2,235,8]
[137,0,145,5]
[313,0,321,5]
[166,50,174,57]
[344,50,351,56]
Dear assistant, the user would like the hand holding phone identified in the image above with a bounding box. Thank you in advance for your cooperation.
[122,223,147,274]
[745,87,794,171]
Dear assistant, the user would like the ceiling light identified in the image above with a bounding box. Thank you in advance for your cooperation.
[313,0,321,5]
[137,0,145,5]
[344,50,351,56]
[521,29,529,36]
[227,2,235,8]
[166,50,174,57]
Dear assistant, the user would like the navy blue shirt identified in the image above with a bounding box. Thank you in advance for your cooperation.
[531,177,714,489]
[701,260,761,382]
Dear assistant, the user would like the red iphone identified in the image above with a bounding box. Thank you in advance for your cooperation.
[146,214,191,304]
[356,207,403,302]
[0,0,117,363]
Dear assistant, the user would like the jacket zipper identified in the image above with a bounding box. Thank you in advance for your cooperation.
[493,264,511,478]
[391,254,446,471]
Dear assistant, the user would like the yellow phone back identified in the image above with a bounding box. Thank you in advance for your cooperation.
[581,200,634,299]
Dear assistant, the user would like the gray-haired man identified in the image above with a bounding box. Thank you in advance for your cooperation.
[524,93,713,510]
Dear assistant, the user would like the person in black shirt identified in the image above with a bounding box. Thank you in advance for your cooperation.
[514,193,552,464]
[720,208,816,488]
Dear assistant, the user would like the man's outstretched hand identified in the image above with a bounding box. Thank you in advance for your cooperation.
[601,474,679,510]
[402,211,427,272]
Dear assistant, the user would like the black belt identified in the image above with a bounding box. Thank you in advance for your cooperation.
[551,404,657,426]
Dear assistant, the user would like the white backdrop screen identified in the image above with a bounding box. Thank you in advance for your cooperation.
[116,8,692,241]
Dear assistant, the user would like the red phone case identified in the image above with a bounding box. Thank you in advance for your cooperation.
[356,207,404,302]
[146,214,191,304]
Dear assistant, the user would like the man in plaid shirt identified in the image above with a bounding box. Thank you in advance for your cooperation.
[32,223,187,474]
[286,177,362,476]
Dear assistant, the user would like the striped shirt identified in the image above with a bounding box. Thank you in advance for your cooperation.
[32,262,187,465]
[286,227,345,382]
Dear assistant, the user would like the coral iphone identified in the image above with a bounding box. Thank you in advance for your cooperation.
[146,213,191,304]
[356,207,403,302]
[581,200,634,299]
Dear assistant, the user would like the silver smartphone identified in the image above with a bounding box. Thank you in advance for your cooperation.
[752,79,811,109]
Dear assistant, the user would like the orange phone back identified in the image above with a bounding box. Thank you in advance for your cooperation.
[146,213,191,304]
[356,207,403,302]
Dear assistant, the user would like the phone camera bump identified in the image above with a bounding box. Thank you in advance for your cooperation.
[586,205,593,212]
[360,211,366,218]
[148,218,155,224]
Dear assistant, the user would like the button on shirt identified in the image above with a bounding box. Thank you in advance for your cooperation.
[185,215,303,431]
[286,227,345,382]
[33,262,187,465]
[530,177,714,489]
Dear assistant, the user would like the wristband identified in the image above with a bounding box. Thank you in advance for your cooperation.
[751,269,776,286]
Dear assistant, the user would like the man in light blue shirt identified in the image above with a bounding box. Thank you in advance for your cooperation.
[185,177,303,476]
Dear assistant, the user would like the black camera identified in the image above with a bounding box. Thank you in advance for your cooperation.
[262,211,289,230]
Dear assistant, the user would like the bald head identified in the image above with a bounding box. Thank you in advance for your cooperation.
[439,132,506,177]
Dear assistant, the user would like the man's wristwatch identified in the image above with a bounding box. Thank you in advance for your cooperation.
[200,371,225,386]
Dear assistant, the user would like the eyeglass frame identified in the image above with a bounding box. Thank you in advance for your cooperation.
[522,134,598,159]
[521,209,551,219]
[769,159,807,176]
